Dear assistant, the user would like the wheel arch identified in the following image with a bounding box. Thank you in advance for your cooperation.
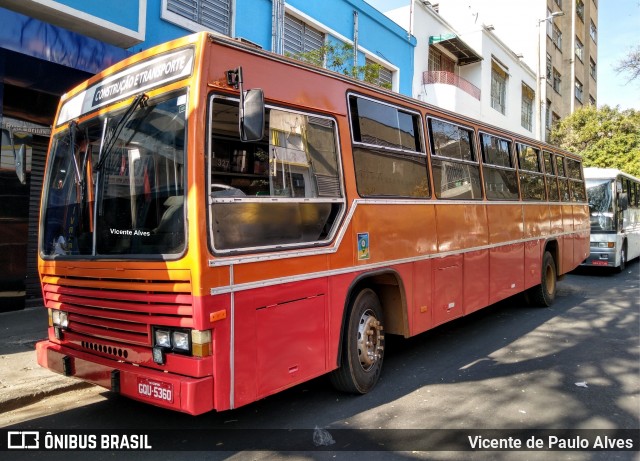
[543,238,560,275]
[334,269,407,368]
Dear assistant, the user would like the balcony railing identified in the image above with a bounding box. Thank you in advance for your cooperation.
[422,71,481,100]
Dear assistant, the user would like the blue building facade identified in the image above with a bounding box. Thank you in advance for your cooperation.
[0,0,414,305]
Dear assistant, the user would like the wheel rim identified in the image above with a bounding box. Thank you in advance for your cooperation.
[356,309,383,371]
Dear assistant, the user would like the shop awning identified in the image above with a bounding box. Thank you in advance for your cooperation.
[0,7,131,75]
[429,34,482,66]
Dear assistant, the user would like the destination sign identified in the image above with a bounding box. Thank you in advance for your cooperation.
[58,47,194,126]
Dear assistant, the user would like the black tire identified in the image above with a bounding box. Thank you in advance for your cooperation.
[616,242,627,273]
[529,251,557,307]
[330,288,385,394]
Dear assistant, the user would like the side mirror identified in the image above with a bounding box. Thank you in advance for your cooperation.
[14,144,26,185]
[240,88,265,142]
[618,192,629,211]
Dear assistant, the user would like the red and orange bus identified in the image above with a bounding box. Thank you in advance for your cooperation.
[36,32,589,415]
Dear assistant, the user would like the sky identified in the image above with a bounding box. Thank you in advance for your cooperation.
[366,0,640,110]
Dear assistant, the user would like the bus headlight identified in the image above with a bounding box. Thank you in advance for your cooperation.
[152,327,192,354]
[151,327,211,364]
[171,331,190,351]
[154,329,171,348]
[51,309,69,328]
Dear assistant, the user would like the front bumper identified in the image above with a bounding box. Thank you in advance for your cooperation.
[36,340,214,415]
[581,248,616,267]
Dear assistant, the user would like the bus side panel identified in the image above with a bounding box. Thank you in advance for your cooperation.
[523,204,551,239]
[549,204,564,236]
[205,293,232,412]
[561,205,575,274]
[232,279,328,408]
[351,203,437,263]
[463,249,489,314]
[524,239,543,289]
[573,205,590,269]
[435,204,488,252]
[489,243,525,304]
[432,254,463,327]
[487,204,523,245]
[411,259,433,335]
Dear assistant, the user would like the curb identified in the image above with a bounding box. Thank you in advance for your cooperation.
[1,380,94,414]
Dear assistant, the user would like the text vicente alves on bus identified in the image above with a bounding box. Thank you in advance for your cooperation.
[36,32,590,415]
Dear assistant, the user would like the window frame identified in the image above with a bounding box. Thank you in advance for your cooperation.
[575,37,584,62]
[521,83,534,132]
[491,59,508,115]
[348,93,429,199]
[576,0,585,22]
[575,78,584,103]
[517,142,547,201]
[428,116,482,200]
[479,131,519,201]
[207,94,346,254]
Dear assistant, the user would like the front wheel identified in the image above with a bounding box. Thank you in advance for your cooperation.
[529,251,557,307]
[330,288,385,394]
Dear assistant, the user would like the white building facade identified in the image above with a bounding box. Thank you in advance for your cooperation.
[384,1,542,139]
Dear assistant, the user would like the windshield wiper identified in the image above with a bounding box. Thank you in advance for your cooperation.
[68,121,83,185]
[95,93,148,171]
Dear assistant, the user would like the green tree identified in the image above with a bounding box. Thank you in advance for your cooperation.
[550,105,640,177]
[286,42,392,90]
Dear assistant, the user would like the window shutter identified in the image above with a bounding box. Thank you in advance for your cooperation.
[284,14,324,56]
[167,0,231,36]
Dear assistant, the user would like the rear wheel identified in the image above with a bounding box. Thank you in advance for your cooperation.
[330,288,385,394]
[529,251,557,307]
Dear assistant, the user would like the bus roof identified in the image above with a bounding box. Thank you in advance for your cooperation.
[584,167,640,182]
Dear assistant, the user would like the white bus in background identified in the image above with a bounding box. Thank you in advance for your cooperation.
[583,168,640,271]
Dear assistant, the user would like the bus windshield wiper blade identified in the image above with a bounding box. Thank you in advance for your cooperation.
[95,93,148,171]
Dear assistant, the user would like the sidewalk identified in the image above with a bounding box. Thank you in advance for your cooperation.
[0,305,90,414]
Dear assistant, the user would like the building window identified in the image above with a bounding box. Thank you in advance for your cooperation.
[546,9,554,37]
[575,78,583,103]
[552,24,563,50]
[553,68,562,94]
[545,99,553,138]
[589,95,596,105]
[552,112,561,129]
[365,58,393,89]
[575,37,584,61]
[521,83,534,131]
[590,20,597,43]
[166,0,232,36]
[491,59,508,115]
[428,46,455,73]
[546,53,552,80]
[284,14,325,57]
[590,57,597,80]
[576,0,585,22]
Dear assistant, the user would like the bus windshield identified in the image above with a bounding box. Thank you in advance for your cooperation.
[41,91,187,257]
[586,178,614,231]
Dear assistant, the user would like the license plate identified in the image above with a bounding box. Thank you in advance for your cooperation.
[137,377,173,403]
[591,260,608,266]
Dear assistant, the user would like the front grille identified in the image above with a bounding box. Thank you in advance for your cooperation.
[42,271,193,347]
